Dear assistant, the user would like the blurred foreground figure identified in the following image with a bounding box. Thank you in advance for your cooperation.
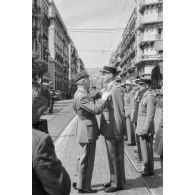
[32,81,71,195]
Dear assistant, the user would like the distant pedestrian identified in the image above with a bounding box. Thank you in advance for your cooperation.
[135,79,157,177]
[32,81,71,195]
[49,88,56,113]
[72,70,110,194]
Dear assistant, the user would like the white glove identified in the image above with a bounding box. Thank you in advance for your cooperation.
[101,92,111,101]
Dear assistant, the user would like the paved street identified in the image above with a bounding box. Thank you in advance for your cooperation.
[42,99,163,195]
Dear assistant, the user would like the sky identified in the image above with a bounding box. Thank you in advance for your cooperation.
[53,0,136,69]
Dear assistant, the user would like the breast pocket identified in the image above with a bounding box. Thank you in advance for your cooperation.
[86,124,99,140]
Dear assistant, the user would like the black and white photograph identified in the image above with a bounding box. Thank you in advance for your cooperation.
[32,0,163,194]
[3,0,195,194]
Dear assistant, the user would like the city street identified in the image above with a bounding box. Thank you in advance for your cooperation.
[42,99,163,195]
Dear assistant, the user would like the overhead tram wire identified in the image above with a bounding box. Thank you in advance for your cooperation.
[49,27,125,33]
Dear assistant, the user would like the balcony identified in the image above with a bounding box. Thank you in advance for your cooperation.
[138,18,162,31]
[141,54,163,61]
[139,0,163,13]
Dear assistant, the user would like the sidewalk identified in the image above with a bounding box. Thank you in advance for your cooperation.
[54,113,163,195]
[42,100,163,194]
[41,100,76,141]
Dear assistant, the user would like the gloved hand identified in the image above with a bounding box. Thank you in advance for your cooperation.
[101,91,111,101]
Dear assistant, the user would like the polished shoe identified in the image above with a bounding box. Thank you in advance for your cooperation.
[126,143,136,146]
[72,182,77,189]
[141,172,154,177]
[103,182,111,188]
[104,186,123,193]
[78,188,97,194]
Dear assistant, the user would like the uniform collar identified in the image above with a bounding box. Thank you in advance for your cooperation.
[77,88,88,95]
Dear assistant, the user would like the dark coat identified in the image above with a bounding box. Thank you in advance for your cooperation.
[32,129,71,195]
[73,88,106,143]
[100,83,125,138]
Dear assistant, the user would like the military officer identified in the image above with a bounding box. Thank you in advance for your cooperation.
[130,81,145,160]
[72,71,110,194]
[124,80,136,146]
[136,79,157,177]
[99,66,126,193]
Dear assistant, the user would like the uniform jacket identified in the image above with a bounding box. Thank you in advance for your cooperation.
[136,90,157,136]
[73,88,106,143]
[100,82,125,138]
[131,89,145,123]
[124,90,136,117]
[32,129,71,195]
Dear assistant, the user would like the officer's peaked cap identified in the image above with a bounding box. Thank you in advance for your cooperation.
[100,66,117,75]
[73,71,90,83]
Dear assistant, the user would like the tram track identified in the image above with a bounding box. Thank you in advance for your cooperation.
[125,149,157,195]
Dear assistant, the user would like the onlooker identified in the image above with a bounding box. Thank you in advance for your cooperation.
[49,88,56,113]
[32,81,71,195]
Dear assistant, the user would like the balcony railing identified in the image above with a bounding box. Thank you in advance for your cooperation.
[139,0,163,13]
[141,54,163,60]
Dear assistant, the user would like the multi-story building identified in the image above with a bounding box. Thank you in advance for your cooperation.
[111,0,163,82]
[48,0,71,92]
[111,8,137,81]
[32,0,50,79]
[135,0,163,79]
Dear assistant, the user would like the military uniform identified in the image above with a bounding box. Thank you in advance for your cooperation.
[136,90,157,175]
[131,89,144,158]
[73,88,106,190]
[124,90,136,145]
[100,82,126,189]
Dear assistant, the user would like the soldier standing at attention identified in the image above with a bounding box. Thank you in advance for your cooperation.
[99,66,126,193]
[124,80,136,146]
[136,79,157,177]
[72,71,110,194]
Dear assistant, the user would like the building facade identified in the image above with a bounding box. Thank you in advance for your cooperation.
[136,0,163,79]
[110,0,163,82]
[48,0,71,92]
[32,0,50,79]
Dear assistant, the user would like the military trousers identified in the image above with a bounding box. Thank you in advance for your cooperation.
[125,116,136,145]
[105,137,126,188]
[139,134,154,174]
[133,122,142,159]
[76,141,96,189]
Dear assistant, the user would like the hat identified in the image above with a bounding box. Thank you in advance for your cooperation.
[73,71,90,83]
[125,80,131,85]
[100,66,117,75]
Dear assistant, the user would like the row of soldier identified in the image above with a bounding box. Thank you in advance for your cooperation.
[32,65,163,195]
[72,66,163,193]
